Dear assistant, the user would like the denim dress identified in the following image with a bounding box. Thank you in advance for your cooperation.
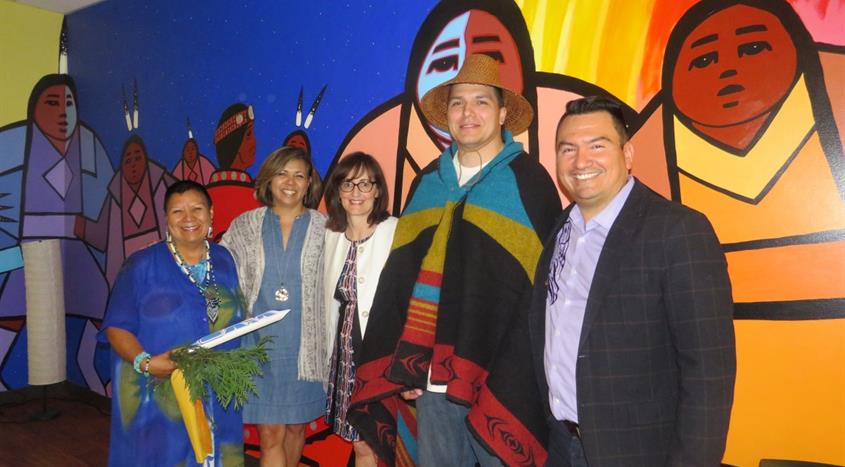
[242,210,326,424]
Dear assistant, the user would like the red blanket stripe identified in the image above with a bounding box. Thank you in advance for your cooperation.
[468,384,548,467]
[416,269,442,287]
[354,355,404,403]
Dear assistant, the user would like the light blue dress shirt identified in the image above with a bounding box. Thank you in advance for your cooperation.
[544,176,635,422]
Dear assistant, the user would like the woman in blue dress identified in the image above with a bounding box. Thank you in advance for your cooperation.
[101,180,245,466]
[222,146,328,467]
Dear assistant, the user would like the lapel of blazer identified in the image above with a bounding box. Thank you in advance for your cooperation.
[529,205,575,398]
[578,180,650,351]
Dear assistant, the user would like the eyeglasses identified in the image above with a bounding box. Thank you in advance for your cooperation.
[339,180,376,193]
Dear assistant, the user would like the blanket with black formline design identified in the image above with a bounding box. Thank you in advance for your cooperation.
[348,132,561,466]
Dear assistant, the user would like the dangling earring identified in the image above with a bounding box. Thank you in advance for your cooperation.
[166,230,173,243]
[207,225,213,238]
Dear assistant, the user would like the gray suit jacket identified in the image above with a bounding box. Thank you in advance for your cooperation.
[529,179,736,466]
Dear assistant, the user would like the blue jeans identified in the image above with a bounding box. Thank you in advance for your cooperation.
[546,419,588,467]
[417,391,504,467]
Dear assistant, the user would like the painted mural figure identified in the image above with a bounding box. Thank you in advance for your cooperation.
[80,135,176,286]
[0,74,113,388]
[207,103,261,241]
[630,0,845,462]
[172,138,216,185]
[634,0,845,308]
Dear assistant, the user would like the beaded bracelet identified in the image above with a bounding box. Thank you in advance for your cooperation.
[133,351,151,375]
[143,357,151,377]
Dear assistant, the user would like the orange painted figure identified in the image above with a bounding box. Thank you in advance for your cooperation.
[630,0,845,464]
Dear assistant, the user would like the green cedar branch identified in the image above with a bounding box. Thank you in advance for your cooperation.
[168,335,272,409]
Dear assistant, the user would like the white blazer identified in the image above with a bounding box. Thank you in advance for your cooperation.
[323,217,397,356]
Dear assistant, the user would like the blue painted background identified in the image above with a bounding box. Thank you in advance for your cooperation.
[67,0,439,175]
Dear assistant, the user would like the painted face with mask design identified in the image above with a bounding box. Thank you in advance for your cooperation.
[416,9,523,148]
[34,84,78,144]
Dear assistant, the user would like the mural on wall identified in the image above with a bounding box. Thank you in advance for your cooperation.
[333,1,845,465]
[629,0,845,463]
[1,0,843,465]
[206,103,262,241]
[171,120,217,185]
[0,73,114,393]
[281,85,327,157]
[331,0,636,212]
[80,134,176,287]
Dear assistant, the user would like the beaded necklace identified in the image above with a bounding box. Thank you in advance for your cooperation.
[166,236,221,324]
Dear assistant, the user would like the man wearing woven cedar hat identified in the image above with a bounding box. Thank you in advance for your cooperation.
[349,54,561,466]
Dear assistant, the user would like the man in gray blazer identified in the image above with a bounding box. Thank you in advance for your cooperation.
[529,96,736,466]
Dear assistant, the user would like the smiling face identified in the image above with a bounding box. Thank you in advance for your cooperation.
[339,168,378,221]
[270,157,309,210]
[671,4,797,127]
[446,83,506,154]
[34,84,78,143]
[166,189,213,250]
[556,111,633,221]
[121,141,148,186]
[417,9,522,146]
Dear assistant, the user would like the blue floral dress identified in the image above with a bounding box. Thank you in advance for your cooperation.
[101,242,245,466]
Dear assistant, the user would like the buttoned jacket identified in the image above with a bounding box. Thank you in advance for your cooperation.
[323,217,397,360]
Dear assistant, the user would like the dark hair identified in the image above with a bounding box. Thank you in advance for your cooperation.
[27,74,78,122]
[120,134,149,161]
[254,146,323,208]
[324,152,390,232]
[164,180,212,211]
[283,129,312,155]
[214,103,250,170]
[558,96,629,143]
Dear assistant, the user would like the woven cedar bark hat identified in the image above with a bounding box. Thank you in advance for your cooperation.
[419,53,534,136]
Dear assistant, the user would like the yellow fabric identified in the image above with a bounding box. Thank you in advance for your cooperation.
[463,204,544,283]
[170,369,213,464]
[392,207,442,251]
[674,75,815,201]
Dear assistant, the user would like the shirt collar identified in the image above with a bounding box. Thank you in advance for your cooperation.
[571,176,634,231]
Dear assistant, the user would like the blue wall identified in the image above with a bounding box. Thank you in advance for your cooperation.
[67,0,439,175]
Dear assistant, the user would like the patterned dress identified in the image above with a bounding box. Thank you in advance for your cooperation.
[326,238,366,441]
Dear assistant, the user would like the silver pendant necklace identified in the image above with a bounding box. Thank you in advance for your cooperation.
[273,214,297,302]
[167,236,221,324]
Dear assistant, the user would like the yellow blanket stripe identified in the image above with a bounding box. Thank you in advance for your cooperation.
[463,204,543,283]
[392,207,443,251]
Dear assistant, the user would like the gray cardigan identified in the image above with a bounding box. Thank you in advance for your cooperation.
[221,207,328,383]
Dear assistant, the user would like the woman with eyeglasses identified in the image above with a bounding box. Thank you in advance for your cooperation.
[323,152,397,467]
[221,146,327,467]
